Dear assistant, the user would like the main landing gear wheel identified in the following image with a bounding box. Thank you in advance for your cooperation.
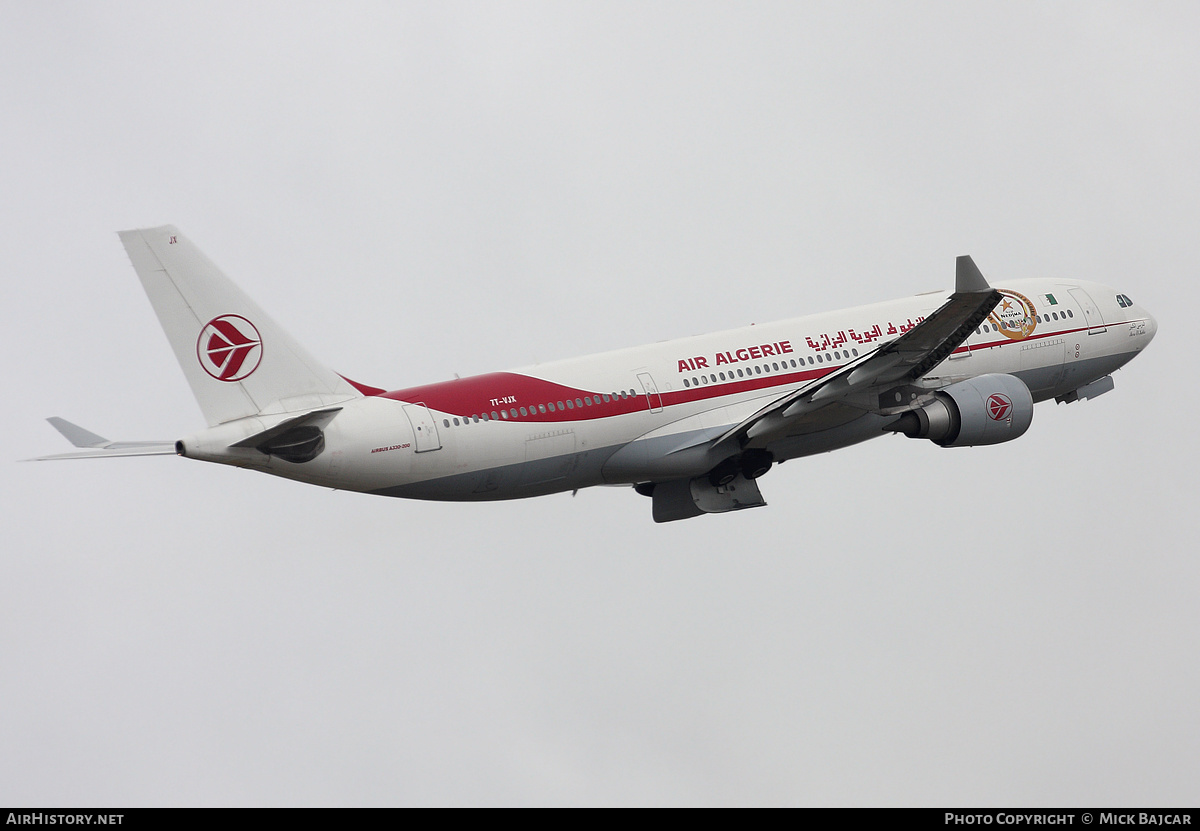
[739,449,774,480]
[707,457,741,488]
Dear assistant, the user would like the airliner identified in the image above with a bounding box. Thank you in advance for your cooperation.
[34,226,1157,522]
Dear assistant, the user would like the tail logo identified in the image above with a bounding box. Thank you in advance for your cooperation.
[197,315,262,382]
[987,393,1013,421]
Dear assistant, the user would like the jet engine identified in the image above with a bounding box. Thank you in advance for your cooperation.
[887,373,1033,447]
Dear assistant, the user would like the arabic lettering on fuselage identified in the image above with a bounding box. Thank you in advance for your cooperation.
[673,316,927,372]
[805,317,925,352]
[809,317,926,350]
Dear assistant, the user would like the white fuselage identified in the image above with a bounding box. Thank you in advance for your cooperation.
[181,277,1155,502]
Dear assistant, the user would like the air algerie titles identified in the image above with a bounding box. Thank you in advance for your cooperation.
[678,340,794,373]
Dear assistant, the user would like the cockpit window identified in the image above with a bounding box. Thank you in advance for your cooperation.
[1116,294,1134,308]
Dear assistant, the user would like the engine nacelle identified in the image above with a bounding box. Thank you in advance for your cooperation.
[888,373,1033,447]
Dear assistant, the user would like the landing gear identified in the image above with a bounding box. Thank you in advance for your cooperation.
[707,457,741,488]
[705,450,774,487]
[739,449,774,480]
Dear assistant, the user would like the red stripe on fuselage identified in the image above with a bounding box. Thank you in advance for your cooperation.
[370,322,1105,423]
[377,366,837,423]
[379,372,646,422]
[951,323,1101,354]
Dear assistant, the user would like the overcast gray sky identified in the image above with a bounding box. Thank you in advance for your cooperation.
[2,0,1197,807]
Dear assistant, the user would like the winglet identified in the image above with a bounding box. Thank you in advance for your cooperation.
[955,255,991,294]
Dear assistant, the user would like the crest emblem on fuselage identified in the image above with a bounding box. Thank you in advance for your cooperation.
[988,290,1037,340]
[197,315,262,381]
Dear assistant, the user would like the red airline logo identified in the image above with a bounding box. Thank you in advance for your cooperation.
[197,315,262,381]
[987,393,1013,421]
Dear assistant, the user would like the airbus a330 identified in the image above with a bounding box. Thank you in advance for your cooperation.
[34,226,1156,522]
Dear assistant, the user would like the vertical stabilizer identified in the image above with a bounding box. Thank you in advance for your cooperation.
[119,225,360,426]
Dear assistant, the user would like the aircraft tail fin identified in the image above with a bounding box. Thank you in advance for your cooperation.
[119,226,361,426]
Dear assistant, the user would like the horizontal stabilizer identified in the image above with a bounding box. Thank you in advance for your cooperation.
[48,416,110,448]
[26,418,176,461]
[29,445,178,461]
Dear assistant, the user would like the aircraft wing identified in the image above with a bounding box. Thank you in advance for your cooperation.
[710,256,1001,454]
